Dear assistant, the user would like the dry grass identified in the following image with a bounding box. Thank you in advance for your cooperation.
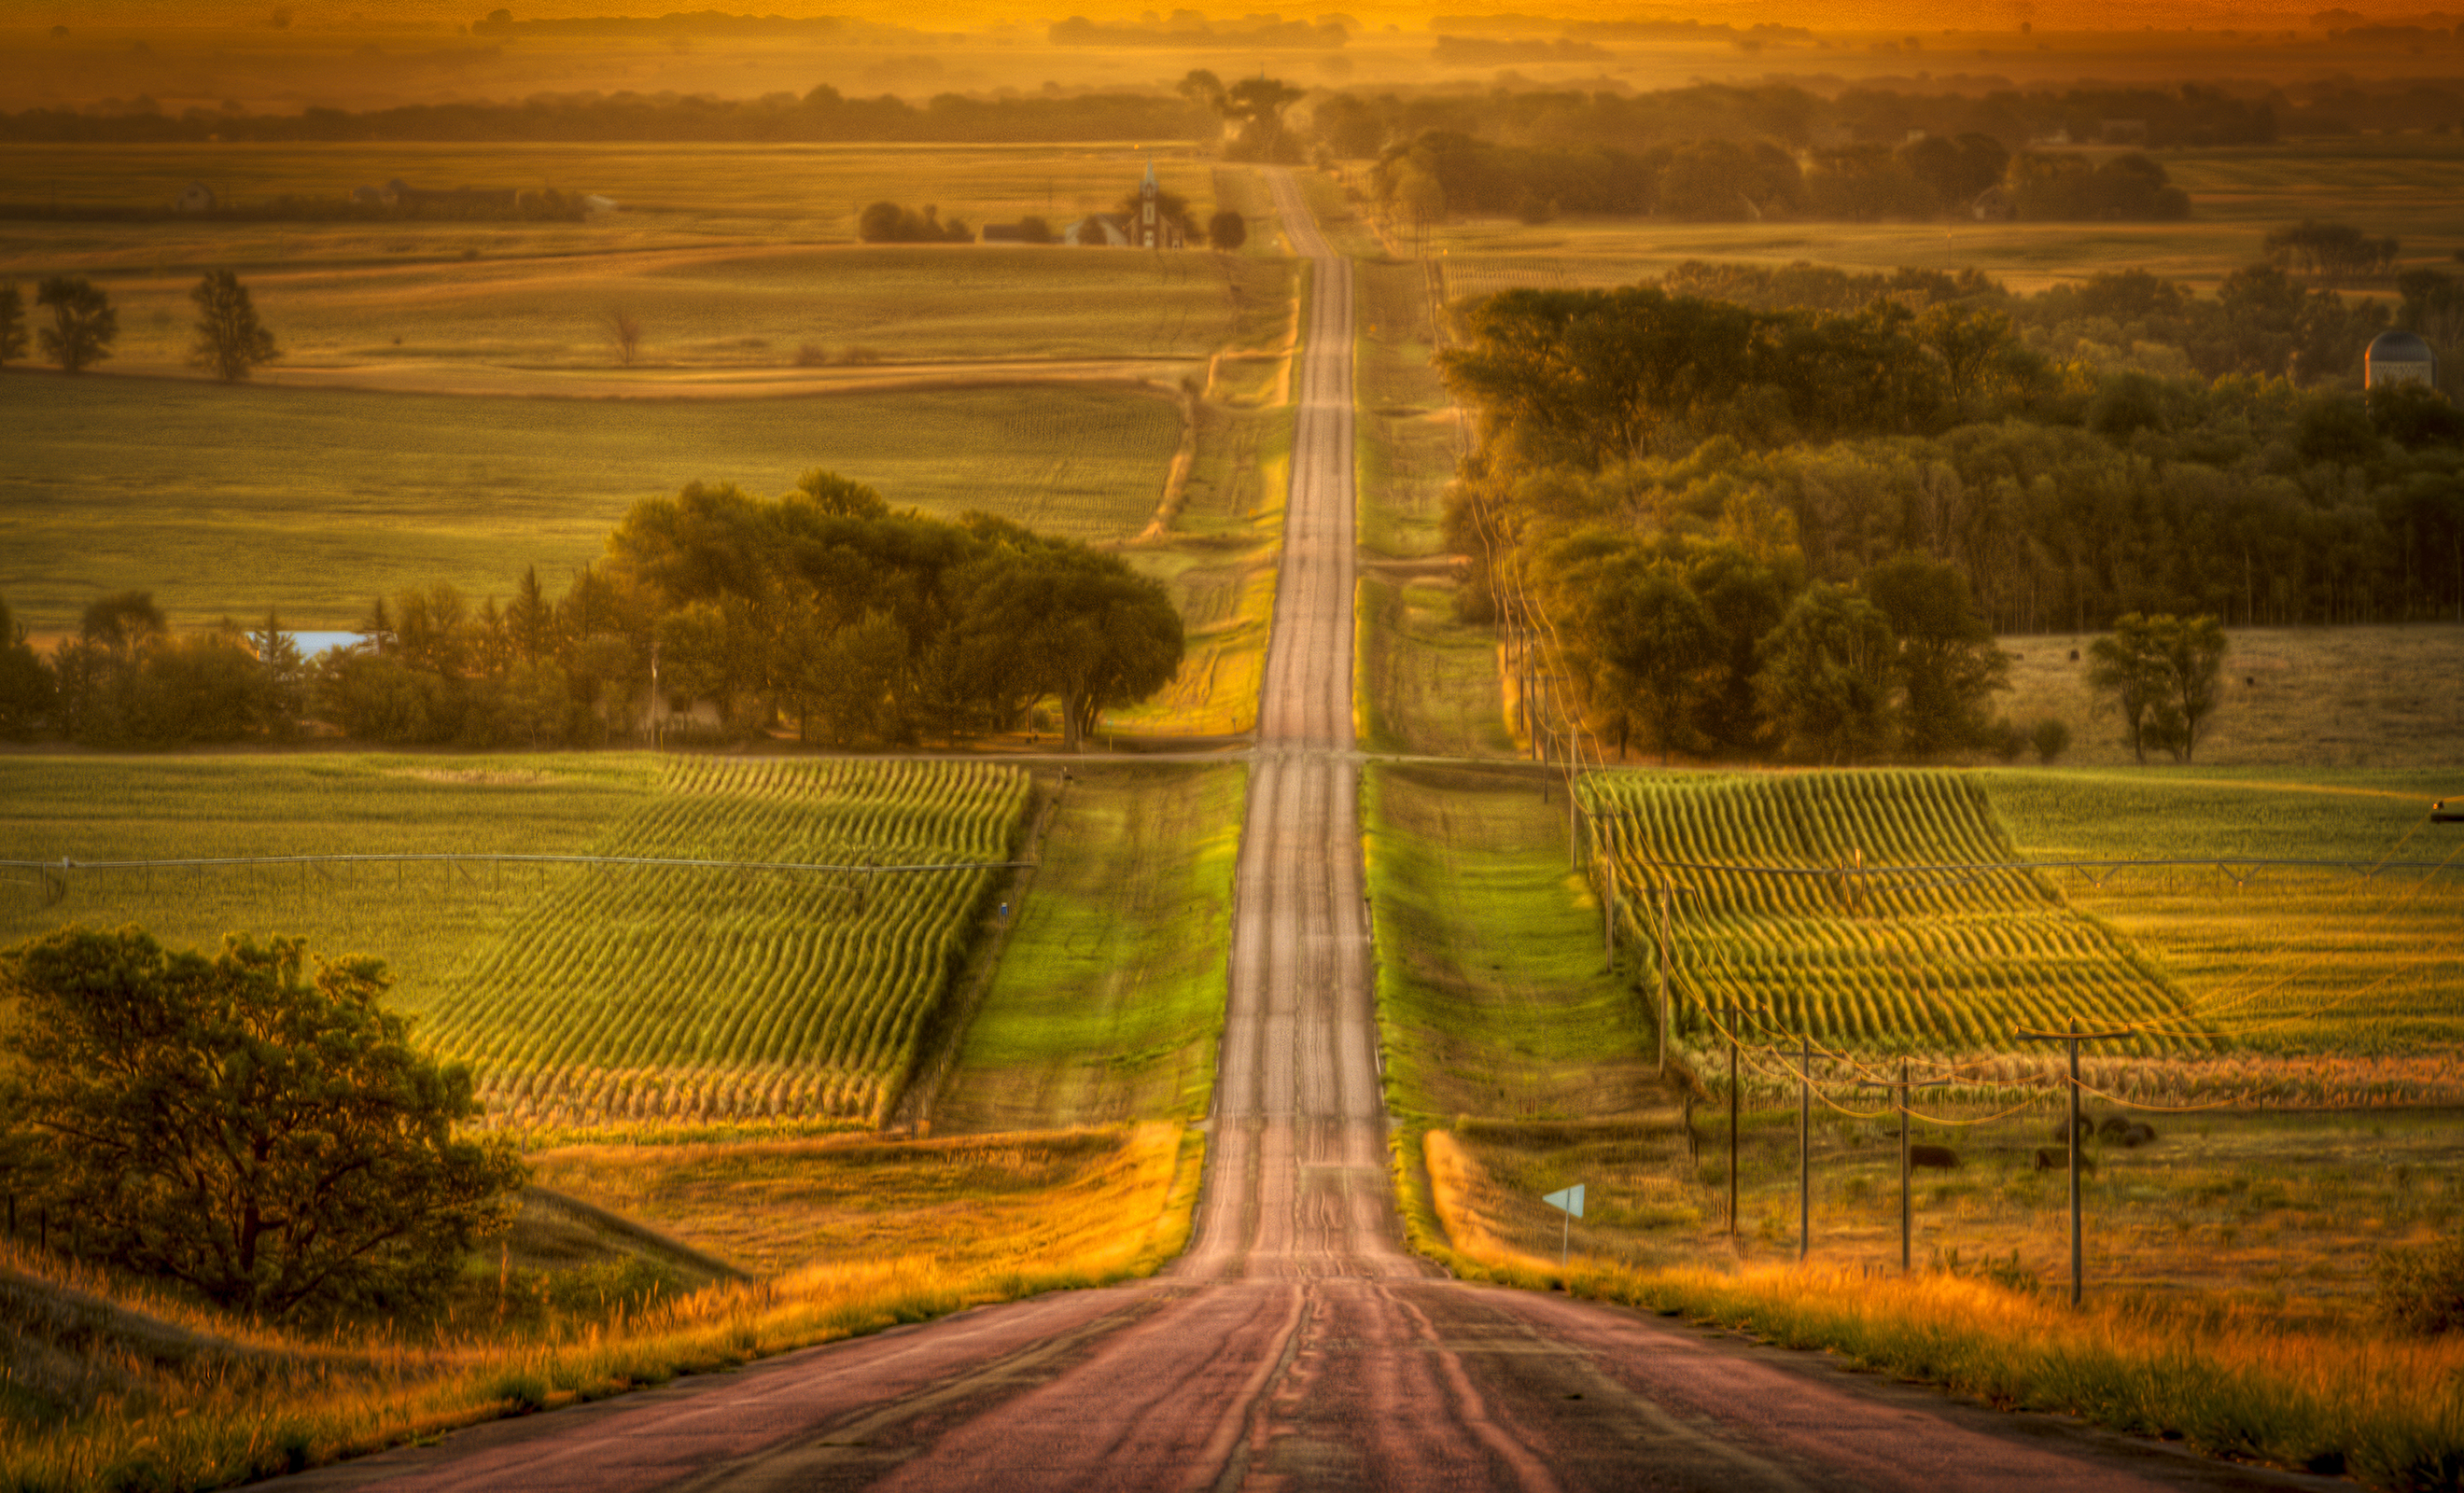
[0,1123,1199,1491]
[2000,626,2464,771]
[1419,1123,2464,1488]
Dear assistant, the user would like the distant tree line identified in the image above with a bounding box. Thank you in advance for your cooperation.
[0,475,1184,752]
[1371,131,2188,225]
[14,73,2464,150]
[0,87,1215,145]
[1438,280,2464,762]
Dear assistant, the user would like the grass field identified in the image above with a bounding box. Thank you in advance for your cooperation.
[1367,763,1663,1123]
[0,374,1183,634]
[1413,137,2464,300]
[2000,625,2464,770]
[934,765,1243,1132]
[1987,766,2464,1058]
[0,754,651,999]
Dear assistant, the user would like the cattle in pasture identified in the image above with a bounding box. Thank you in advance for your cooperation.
[2051,1116,2094,1144]
[2032,1146,2094,1173]
[1909,1144,1959,1169]
[2119,1122,2158,1148]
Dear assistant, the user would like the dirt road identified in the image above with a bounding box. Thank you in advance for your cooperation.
[290,173,2326,1493]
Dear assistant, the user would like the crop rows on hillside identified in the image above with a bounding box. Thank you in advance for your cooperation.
[1587,770,2207,1057]
[426,757,1029,1127]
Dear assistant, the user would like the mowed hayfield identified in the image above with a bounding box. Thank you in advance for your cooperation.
[1410,136,2464,300]
[0,374,1183,633]
[0,755,1032,1129]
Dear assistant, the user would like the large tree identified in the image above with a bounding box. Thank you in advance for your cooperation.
[1755,582,1897,763]
[189,269,279,383]
[0,928,522,1322]
[35,274,116,373]
[2088,611,2227,763]
[1864,551,2009,759]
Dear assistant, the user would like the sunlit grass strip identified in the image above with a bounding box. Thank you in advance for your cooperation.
[0,1123,1199,1493]
[1411,1125,2464,1491]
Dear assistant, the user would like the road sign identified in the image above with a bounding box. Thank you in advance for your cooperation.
[1542,1183,1584,1267]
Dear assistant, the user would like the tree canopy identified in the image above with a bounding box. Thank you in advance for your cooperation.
[0,928,522,1322]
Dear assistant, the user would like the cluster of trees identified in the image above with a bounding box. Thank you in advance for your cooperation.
[0,927,521,1323]
[856,201,975,243]
[1312,81,2283,163]
[1177,70,1308,162]
[1439,280,2464,762]
[0,475,1186,752]
[1372,130,2187,224]
[0,87,1216,145]
[2264,218,2402,283]
[0,270,277,380]
[1052,14,1346,47]
[1651,258,2408,397]
[2087,614,2230,764]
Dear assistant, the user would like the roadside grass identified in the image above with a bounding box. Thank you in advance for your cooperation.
[1417,1124,2464,1490]
[1365,762,1665,1123]
[1352,256,1457,562]
[1417,137,2464,298]
[0,376,1183,634]
[934,765,1244,1132]
[1985,765,2464,1059]
[1357,577,1516,760]
[0,754,651,1004]
[0,1123,1199,1493]
[1999,625,2464,771]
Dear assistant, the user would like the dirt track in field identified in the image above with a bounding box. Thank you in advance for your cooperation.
[282,172,2329,1493]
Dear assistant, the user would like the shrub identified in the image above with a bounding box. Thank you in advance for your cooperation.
[2030,717,2071,764]
[2375,1227,2464,1336]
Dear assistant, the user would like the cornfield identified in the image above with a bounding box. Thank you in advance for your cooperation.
[426,757,1030,1127]
[1587,770,2211,1057]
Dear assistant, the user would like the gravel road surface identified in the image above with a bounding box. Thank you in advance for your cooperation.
[287,172,2333,1493]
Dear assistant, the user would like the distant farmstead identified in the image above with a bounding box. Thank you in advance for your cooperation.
[2366,328,2438,389]
[175,181,216,213]
[1064,160,1186,248]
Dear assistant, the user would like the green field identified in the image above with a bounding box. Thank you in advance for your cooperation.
[1589,769,2207,1058]
[1987,767,2464,1055]
[934,764,1242,1131]
[1367,763,1661,1123]
[0,374,1183,634]
[0,754,651,999]
[1,755,1029,1128]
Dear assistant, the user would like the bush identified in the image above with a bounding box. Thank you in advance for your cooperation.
[2375,1228,2464,1336]
[2030,718,2071,764]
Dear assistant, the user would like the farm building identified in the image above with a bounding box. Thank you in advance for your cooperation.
[1064,214,1133,245]
[2366,329,2438,389]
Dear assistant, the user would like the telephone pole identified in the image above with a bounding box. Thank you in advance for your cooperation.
[1854,1059,1953,1273]
[2015,1019,2135,1305]
[1796,1027,1814,1263]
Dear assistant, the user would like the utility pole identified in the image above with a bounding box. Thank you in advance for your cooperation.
[1655,878,1675,1076]
[1854,1059,1953,1273]
[2015,1019,2134,1305]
